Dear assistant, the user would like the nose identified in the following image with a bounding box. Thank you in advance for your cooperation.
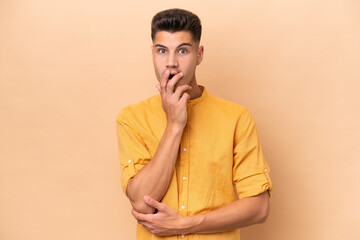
[166,51,178,68]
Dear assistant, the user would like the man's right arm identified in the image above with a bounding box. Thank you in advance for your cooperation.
[126,125,183,214]
[126,70,191,214]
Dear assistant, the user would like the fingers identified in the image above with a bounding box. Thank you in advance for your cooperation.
[144,196,164,211]
[179,92,190,105]
[166,72,183,95]
[131,209,149,222]
[157,71,185,99]
[137,220,153,231]
[132,209,154,230]
[160,70,170,90]
[173,84,192,100]
[133,213,154,233]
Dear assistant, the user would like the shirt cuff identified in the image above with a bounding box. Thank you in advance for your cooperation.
[235,169,273,199]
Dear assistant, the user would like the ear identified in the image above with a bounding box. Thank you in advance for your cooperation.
[196,45,204,65]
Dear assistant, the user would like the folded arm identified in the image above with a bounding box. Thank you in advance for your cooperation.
[126,125,183,214]
[187,190,270,234]
[132,190,270,237]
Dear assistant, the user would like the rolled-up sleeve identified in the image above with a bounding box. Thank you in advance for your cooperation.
[116,111,151,196]
[233,109,273,199]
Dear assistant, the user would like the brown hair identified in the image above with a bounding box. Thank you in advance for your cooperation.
[151,8,202,42]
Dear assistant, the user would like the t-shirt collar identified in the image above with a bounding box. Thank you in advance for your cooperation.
[186,85,207,107]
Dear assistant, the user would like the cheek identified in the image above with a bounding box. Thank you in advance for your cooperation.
[153,60,164,80]
[180,57,196,72]
[183,62,197,77]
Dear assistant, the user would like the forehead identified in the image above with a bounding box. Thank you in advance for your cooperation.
[153,31,195,46]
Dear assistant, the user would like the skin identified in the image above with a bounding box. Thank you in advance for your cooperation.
[127,30,270,236]
[132,192,270,237]
[152,30,204,100]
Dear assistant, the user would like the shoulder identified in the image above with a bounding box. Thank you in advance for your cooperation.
[116,94,162,124]
[206,92,249,117]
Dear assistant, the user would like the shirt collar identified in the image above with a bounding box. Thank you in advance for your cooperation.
[186,85,207,107]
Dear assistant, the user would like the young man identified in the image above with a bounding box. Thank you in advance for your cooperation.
[116,8,273,239]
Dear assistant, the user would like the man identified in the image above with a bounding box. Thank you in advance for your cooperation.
[116,8,273,239]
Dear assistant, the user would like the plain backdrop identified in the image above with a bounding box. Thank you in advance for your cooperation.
[1,0,359,239]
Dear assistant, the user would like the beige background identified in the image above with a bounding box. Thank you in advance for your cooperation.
[1,0,359,239]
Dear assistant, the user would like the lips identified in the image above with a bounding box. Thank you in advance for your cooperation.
[168,71,179,80]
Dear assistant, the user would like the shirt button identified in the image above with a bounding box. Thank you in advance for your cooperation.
[181,234,185,238]
[264,168,268,172]
[128,160,132,163]
[182,177,186,180]
[183,148,187,152]
[181,205,185,209]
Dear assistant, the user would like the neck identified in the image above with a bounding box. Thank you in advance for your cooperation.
[188,78,203,100]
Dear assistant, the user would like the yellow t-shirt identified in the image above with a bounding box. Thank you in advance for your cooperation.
[116,85,273,240]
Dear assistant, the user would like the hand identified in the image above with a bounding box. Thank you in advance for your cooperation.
[156,70,191,130]
[131,196,189,237]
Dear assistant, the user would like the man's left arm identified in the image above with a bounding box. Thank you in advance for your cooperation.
[131,190,270,237]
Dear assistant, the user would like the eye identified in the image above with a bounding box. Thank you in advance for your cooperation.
[179,48,188,54]
[158,49,166,54]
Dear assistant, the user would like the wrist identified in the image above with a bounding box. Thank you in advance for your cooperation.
[165,123,184,135]
[181,214,204,235]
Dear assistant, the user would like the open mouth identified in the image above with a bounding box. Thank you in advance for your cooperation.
[169,74,175,80]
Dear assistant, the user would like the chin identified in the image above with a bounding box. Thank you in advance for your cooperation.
[174,81,188,90]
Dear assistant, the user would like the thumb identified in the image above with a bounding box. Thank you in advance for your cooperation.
[144,196,163,210]
[156,84,160,92]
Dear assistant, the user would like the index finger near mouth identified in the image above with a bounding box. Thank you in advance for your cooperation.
[160,70,170,88]
[166,72,183,93]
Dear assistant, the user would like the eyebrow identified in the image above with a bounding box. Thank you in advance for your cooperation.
[154,43,193,48]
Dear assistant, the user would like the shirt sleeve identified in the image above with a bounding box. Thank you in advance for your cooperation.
[116,111,152,196]
[233,109,273,199]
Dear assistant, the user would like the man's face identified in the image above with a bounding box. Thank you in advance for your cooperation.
[151,31,203,90]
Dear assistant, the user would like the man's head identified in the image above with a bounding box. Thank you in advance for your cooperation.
[151,9,204,93]
[151,8,202,44]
